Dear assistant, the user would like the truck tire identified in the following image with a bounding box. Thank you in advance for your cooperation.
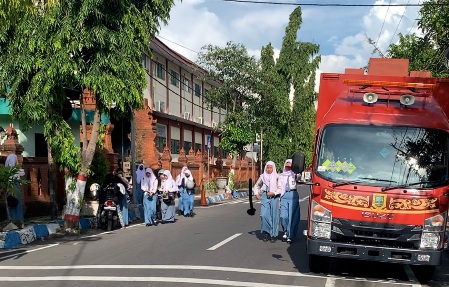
[411,265,435,283]
[309,254,327,273]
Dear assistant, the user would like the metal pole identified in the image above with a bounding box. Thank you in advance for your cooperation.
[260,129,263,173]
[130,106,137,204]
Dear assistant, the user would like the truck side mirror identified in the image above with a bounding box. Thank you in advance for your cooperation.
[291,152,305,174]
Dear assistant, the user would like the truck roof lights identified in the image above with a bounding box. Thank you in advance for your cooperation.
[363,92,378,104]
[344,79,435,89]
[400,94,415,106]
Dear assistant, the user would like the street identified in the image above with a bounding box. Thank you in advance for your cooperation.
[0,186,448,287]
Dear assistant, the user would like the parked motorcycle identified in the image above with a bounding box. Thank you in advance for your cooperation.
[93,183,120,231]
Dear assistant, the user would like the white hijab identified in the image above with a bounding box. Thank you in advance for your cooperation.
[136,164,146,184]
[262,161,278,193]
[176,166,188,185]
[142,167,156,189]
[280,159,295,196]
[5,154,17,167]
[162,170,176,191]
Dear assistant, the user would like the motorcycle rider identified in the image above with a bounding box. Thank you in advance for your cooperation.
[98,171,128,229]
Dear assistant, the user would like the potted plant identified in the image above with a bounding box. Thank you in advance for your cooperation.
[203,179,217,195]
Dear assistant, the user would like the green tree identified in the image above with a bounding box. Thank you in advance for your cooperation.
[0,0,175,227]
[197,42,260,156]
[386,33,449,77]
[0,0,58,26]
[258,7,320,168]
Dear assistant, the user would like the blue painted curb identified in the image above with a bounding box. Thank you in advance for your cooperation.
[0,217,95,249]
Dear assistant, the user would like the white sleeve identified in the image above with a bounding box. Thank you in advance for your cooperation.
[253,176,263,196]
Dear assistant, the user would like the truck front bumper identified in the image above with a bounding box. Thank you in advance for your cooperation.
[308,238,442,265]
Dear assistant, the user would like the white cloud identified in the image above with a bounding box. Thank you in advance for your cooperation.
[159,0,422,93]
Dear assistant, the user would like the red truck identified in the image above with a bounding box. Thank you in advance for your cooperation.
[292,58,449,281]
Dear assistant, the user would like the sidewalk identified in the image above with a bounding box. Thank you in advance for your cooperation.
[0,190,251,250]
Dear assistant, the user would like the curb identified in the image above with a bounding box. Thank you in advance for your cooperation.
[205,190,249,204]
[0,217,96,250]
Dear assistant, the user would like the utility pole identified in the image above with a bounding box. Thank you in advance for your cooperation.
[260,129,263,172]
[130,106,137,204]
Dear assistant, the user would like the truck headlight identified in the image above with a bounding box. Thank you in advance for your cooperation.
[310,201,332,239]
[420,212,446,250]
[311,200,331,222]
[420,232,440,249]
[423,213,446,232]
[312,222,331,239]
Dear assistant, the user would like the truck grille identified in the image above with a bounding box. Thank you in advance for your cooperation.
[331,218,421,249]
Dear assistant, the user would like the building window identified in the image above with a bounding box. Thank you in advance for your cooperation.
[156,136,166,153]
[171,139,180,154]
[170,70,179,87]
[213,146,218,158]
[183,77,191,92]
[153,61,165,80]
[194,143,202,153]
[194,83,201,97]
[142,54,150,71]
[35,133,48,157]
[183,141,192,153]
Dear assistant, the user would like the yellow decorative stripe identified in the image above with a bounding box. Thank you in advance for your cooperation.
[320,199,438,214]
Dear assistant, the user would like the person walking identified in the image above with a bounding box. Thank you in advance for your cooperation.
[181,169,196,217]
[254,161,282,243]
[279,159,300,244]
[175,166,188,216]
[159,170,177,223]
[5,154,25,228]
[135,163,146,204]
[141,168,158,226]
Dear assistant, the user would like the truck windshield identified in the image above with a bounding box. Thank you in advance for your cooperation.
[316,124,449,188]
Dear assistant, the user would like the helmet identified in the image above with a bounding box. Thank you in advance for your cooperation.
[89,183,100,198]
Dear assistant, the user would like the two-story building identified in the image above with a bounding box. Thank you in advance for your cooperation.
[110,37,227,169]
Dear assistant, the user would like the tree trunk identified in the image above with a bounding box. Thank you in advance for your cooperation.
[63,93,102,230]
[63,174,86,231]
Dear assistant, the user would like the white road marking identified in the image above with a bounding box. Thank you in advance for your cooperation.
[0,244,59,260]
[0,265,414,285]
[403,265,422,287]
[0,276,304,286]
[299,196,309,203]
[207,233,242,250]
[325,277,336,287]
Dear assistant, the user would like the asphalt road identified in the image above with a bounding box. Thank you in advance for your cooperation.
[0,186,449,287]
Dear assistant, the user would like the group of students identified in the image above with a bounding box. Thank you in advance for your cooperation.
[135,164,196,226]
[254,159,300,244]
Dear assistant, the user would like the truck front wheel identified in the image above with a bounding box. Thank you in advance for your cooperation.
[309,254,328,273]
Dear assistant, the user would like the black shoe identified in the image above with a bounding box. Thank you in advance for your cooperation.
[270,237,277,243]
[282,233,287,242]
[146,223,152,227]
[286,238,292,244]
[263,233,269,242]
[154,221,158,226]
[190,212,194,218]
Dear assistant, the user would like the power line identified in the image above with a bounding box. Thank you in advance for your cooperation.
[157,35,199,54]
[218,0,440,7]
[387,0,411,48]
[374,0,392,57]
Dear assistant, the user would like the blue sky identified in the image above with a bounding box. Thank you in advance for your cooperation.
[158,0,422,87]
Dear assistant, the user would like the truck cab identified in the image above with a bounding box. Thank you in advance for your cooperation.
[293,58,449,282]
